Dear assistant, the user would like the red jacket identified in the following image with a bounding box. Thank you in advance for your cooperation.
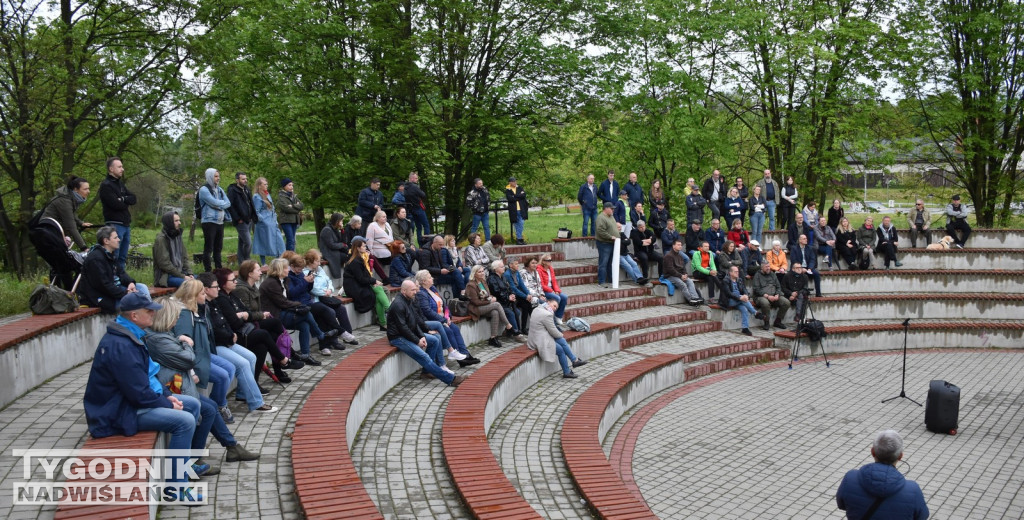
[538,264,560,293]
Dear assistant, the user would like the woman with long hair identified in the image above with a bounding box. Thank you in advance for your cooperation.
[724,187,746,230]
[259,258,329,366]
[827,199,845,232]
[252,177,286,263]
[536,254,568,327]
[173,280,238,423]
[365,210,394,273]
[835,217,860,270]
[303,249,358,345]
[467,264,514,347]
[413,270,480,367]
[343,238,390,329]
[444,234,471,280]
[284,255,344,356]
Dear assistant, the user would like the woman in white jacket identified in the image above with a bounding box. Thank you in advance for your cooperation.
[527,299,588,379]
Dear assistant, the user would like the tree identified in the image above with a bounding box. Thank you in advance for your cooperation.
[893,0,1024,227]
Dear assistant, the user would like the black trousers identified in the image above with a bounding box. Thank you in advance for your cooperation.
[635,250,664,279]
[946,220,971,246]
[201,222,224,271]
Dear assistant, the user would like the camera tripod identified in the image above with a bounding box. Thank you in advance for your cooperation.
[788,293,830,369]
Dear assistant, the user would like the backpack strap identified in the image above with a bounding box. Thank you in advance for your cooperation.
[862,494,889,520]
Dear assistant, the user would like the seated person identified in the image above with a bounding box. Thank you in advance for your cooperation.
[727,218,750,250]
[284,256,344,356]
[751,261,790,330]
[705,219,726,254]
[662,240,703,305]
[343,238,391,330]
[537,254,569,325]
[414,269,479,366]
[233,260,305,371]
[683,220,704,257]
[260,259,329,366]
[834,218,861,270]
[618,231,648,286]
[146,297,259,468]
[742,239,764,277]
[631,221,664,280]
[83,292,205,496]
[782,262,812,322]
[388,240,416,287]
[467,264,515,347]
[788,234,823,297]
[418,235,467,297]
[211,268,293,384]
[153,211,194,288]
[78,226,149,313]
[813,216,837,270]
[302,249,358,345]
[856,217,878,269]
[387,280,466,386]
[482,233,507,264]
[906,199,931,248]
[444,234,471,281]
[876,216,902,269]
[527,298,588,379]
[319,212,350,284]
[488,260,524,334]
[720,265,762,336]
[766,240,789,280]
[715,240,743,282]
[661,219,682,255]
[944,194,970,248]
[463,233,491,270]
[787,212,812,249]
[690,241,720,299]
[505,256,538,333]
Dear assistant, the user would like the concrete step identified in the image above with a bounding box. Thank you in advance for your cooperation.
[762,228,1024,249]
[568,295,667,318]
[558,273,598,286]
[818,269,1024,294]
[620,320,723,349]
[563,284,652,304]
[772,319,1024,356]
[835,248,1023,270]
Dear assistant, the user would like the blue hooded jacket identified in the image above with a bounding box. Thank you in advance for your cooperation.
[836,462,929,519]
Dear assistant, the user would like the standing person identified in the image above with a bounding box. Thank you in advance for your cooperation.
[701,169,726,221]
[504,177,529,244]
[356,178,384,236]
[227,172,257,263]
[648,179,665,206]
[779,176,798,230]
[754,169,780,231]
[38,177,92,288]
[733,176,749,223]
[686,184,707,226]
[944,194,971,248]
[836,430,929,520]
[598,170,620,206]
[198,168,232,272]
[404,171,431,243]
[624,171,645,208]
[748,185,767,245]
[98,157,137,271]
[467,178,492,241]
[82,292,205,498]
[595,202,618,288]
[153,212,194,288]
[876,216,902,269]
[826,199,844,232]
[319,212,350,284]
[387,280,465,387]
[527,299,588,379]
[41,176,93,253]
[723,187,746,230]
[577,174,598,237]
[648,199,669,244]
[721,265,762,336]
[276,178,304,252]
[78,226,148,313]
[252,177,286,263]
[906,199,932,248]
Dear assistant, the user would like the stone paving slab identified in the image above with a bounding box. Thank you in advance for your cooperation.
[616,350,1024,519]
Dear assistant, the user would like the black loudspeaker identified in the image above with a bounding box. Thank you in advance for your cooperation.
[924,380,960,435]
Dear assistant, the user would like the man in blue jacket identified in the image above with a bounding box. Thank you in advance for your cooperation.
[623,172,645,209]
[788,233,823,297]
[83,292,205,489]
[577,174,598,237]
[597,170,619,206]
[837,430,929,519]
[355,177,384,236]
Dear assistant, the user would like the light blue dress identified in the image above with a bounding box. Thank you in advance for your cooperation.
[252,194,285,258]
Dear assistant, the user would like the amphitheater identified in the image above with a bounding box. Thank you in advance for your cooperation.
[2,228,1022,520]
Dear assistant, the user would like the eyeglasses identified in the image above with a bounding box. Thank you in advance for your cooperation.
[227,278,237,282]
[541,258,551,262]
[916,203,923,206]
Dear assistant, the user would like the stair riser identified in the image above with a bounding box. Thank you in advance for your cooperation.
[559,274,598,286]
[820,273,1024,294]
[569,297,667,318]
[620,322,723,349]
[778,328,1024,356]
[504,244,554,254]
[568,288,651,305]
[618,312,707,333]
[706,299,1023,329]
[762,229,1024,249]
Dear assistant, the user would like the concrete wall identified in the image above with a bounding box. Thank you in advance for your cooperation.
[778,327,1024,356]
[597,362,686,442]
[819,271,1024,294]
[760,229,1024,250]
[553,239,598,260]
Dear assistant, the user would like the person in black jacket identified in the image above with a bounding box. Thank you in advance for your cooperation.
[404,171,431,243]
[467,178,492,241]
[356,178,384,236]
[701,169,726,221]
[630,221,663,280]
[387,280,465,387]
[98,157,137,271]
[504,177,529,244]
[212,268,295,383]
[227,172,257,262]
[78,226,148,313]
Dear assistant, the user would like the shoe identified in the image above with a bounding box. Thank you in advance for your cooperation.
[341,332,359,345]
[323,328,341,339]
[191,462,211,477]
[741,328,753,336]
[380,325,388,332]
[196,461,220,476]
[637,277,648,286]
[253,404,277,413]
[754,312,764,321]
[448,349,467,361]
[773,321,786,329]
[554,317,564,328]
[572,358,588,368]
[300,354,322,366]
[514,334,528,342]
[955,243,963,249]
[225,444,260,462]
[488,337,503,348]
[273,367,292,384]
[599,284,609,289]
[441,366,455,375]
[320,348,332,356]
[420,371,436,380]
[894,261,903,267]
[259,385,271,395]
[516,239,526,245]
[451,375,467,387]
[563,371,579,379]
[285,359,305,369]
[762,323,771,331]
[219,406,234,424]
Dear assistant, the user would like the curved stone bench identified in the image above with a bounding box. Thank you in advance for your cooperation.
[561,340,785,519]
[773,320,1024,355]
[760,228,1024,249]
[818,269,1024,294]
[441,324,620,519]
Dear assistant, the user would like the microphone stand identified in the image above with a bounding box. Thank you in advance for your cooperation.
[882,318,922,406]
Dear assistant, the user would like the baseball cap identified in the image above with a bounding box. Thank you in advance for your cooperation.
[118,292,162,312]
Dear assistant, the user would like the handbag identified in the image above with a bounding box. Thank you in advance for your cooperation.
[447,298,469,317]
[239,322,256,339]
[319,295,343,307]
[29,274,81,315]
[276,330,294,359]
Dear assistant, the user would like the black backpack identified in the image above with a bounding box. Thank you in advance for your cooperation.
[802,319,827,341]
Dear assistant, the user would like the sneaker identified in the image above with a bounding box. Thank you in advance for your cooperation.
[451,375,467,386]
[448,349,467,361]
[741,328,753,336]
[572,358,588,368]
[514,334,528,342]
[554,317,564,328]
[323,329,341,340]
[894,261,903,267]
[285,358,305,369]
[954,243,964,249]
[441,366,455,375]
[225,444,260,462]
[563,371,579,379]
[320,348,332,356]
[195,461,220,477]
[219,406,234,424]
[457,357,481,367]
[341,332,359,345]
[191,462,211,477]
[253,404,277,413]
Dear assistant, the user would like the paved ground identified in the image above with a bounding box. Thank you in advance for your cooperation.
[611,350,1024,520]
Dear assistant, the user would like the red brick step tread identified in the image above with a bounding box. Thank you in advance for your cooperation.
[54,431,159,520]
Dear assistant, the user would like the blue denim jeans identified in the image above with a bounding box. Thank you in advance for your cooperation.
[235,222,252,262]
[281,310,325,356]
[166,276,185,288]
[437,270,466,294]
[765,200,777,230]
[136,394,200,483]
[553,337,578,375]
[410,208,431,243]
[581,209,597,237]
[545,291,568,319]
[215,346,263,411]
[619,255,642,281]
[112,224,130,272]
[512,217,524,240]
[208,355,235,407]
[389,335,453,384]
[195,394,236,450]
[750,211,765,245]
[470,213,491,241]
[728,298,758,328]
[281,223,297,251]
[596,241,614,284]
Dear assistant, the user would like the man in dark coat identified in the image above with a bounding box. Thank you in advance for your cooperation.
[356,177,385,236]
[418,235,467,294]
[837,430,929,520]
[98,156,137,271]
[597,170,619,206]
[319,212,350,281]
[467,178,492,241]
[78,226,148,313]
[577,174,598,237]
[504,177,529,244]
[404,171,431,243]
[387,280,465,386]
[701,169,726,221]
[227,172,257,262]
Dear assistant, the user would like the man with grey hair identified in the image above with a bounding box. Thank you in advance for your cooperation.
[837,430,929,519]
[906,199,931,248]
